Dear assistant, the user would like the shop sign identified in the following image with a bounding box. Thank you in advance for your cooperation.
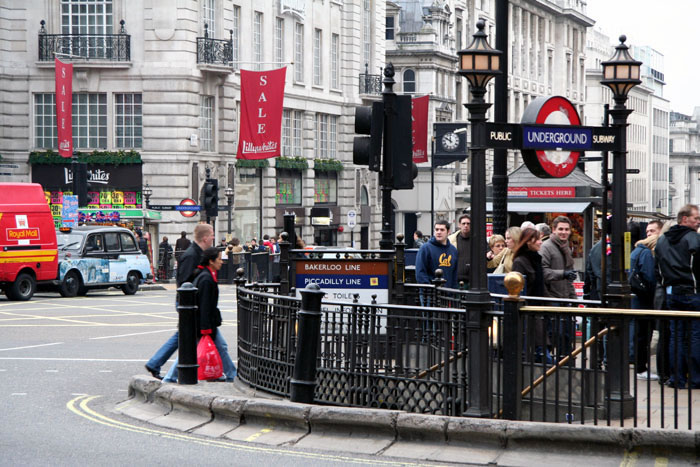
[508,187,575,198]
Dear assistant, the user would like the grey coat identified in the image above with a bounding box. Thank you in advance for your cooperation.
[539,237,576,299]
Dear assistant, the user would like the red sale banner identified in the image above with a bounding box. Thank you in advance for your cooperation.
[236,67,286,160]
[411,95,429,164]
[55,58,73,158]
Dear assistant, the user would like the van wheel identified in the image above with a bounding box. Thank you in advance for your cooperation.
[122,271,140,295]
[77,284,89,296]
[7,273,36,301]
[60,271,80,297]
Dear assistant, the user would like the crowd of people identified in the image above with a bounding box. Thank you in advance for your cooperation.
[414,204,700,388]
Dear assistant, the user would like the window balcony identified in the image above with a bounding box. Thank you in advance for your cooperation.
[358,64,382,95]
[38,20,130,63]
[197,24,233,72]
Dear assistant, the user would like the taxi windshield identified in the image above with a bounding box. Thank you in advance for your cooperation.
[57,233,84,250]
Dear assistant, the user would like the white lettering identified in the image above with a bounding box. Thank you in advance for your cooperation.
[257,123,266,134]
[257,107,267,118]
[527,130,588,146]
[258,92,267,103]
[259,75,268,86]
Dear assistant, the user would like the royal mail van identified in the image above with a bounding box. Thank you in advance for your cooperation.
[0,183,58,300]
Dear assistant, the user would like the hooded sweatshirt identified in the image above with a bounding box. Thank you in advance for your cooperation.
[415,236,459,288]
[655,225,700,294]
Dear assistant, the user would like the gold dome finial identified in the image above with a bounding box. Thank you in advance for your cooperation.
[504,272,524,297]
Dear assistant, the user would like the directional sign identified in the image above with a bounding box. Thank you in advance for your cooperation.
[179,198,198,218]
[148,204,202,211]
[347,209,357,229]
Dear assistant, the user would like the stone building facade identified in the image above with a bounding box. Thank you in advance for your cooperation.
[0,0,387,249]
[669,109,700,213]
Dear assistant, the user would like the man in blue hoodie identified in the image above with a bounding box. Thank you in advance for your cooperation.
[655,204,700,389]
[415,220,458,289]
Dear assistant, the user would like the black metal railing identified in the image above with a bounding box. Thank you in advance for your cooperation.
[38,20,130,62]
[197,24,232,66]
[358,63,382,94]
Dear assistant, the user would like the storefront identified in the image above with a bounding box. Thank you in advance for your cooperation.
[485,165,603,271]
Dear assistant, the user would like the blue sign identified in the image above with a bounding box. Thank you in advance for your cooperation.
[522,126,593,151]
[62,195,78,227]
[175,205,201,212]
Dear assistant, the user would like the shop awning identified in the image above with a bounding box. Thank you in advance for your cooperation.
[486,201,591,213]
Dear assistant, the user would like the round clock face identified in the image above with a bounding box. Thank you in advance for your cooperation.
[441,132,460,152]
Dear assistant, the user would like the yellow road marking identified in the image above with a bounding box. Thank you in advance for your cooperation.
[66,395,432,465]
[654,458,669,467]
[620,450,638,467]
[245,427,274,442]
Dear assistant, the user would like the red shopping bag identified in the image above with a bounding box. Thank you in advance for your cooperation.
[197,335,223,380]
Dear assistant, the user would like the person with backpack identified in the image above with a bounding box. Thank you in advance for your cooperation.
[629,234,659,380]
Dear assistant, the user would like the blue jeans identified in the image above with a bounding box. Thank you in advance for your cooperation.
[668,294,700,388]
[163,330,237,383]
[146,331,179,373]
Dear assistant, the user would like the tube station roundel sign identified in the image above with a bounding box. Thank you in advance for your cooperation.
[520,96,582,178]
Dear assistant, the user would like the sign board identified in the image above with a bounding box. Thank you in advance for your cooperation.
[294,260,390,304]
[508,186,576,198]
[61,195,78,228]
[347,209,357,229]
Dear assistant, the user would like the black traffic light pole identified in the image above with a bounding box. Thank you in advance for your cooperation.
[379,65,397,253]
[492,0,509,237]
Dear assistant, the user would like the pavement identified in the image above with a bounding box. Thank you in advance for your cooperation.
[119,374,700,466]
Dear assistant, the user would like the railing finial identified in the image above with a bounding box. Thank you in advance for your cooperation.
[504,271,524,297]
[119,19,126,34]
[204,23,209,38]
[40,20,46,34]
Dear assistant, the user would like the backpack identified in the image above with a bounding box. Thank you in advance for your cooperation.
[629,249,652,298]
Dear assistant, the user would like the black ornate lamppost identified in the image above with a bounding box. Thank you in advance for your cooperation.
[600,35,641,310]
[142,184,152,209]
[599,35,641,418]
[225,186,234,237]
[457,19,502,417]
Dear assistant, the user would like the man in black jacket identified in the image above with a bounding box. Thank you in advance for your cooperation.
[656,204,700,389]
[145,223,214,380]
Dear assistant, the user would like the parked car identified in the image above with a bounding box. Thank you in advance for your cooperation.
[56,226,152,297]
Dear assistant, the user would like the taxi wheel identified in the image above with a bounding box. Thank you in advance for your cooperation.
[7,273,36,301]
[77,284,89,296]
[122,271,140,295]
[60,271,80,298]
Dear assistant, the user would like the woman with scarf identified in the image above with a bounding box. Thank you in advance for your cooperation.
[512,228,551,363]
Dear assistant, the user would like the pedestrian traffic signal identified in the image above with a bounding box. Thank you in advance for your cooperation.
[353,101,383,172]
[203,179,219,218]
[389,95,417,190]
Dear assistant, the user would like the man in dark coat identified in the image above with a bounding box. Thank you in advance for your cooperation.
[175,231,191,260]
[447,214,471,288]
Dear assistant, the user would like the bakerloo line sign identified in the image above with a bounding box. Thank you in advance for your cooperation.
[485,95,620,178]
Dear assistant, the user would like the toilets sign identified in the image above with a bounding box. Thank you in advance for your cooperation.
[482,95,620,178]
[294,260,390,304]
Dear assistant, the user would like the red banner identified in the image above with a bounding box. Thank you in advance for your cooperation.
[411,95,429,164]
[236,67,286,160]
[508,186,576,198]
[55,59,73,158]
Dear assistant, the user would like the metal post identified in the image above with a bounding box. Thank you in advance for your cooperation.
[279,231,290,295]
[176,282,198,384]
[379,64,396,254]
[71,151,79,205]
[290,283,326,403]
[464,86,493,418]
[502,272,524,420]
[227,195,233,237]
[492,0,509,237]
[600,104,610,305]
[393,234,406,305]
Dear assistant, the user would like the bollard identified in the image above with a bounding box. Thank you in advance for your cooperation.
[279,232,290,296]
[290,283,326,403]
[393,234,405,304]
[502,272,524,420]
[176,282,198,385]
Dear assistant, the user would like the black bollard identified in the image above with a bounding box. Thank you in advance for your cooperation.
[290,283,326,403]
[176,282,199,384]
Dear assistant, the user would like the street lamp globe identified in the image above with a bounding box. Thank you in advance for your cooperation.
[142,184,152,198]
[224,186,234,199]
[600,35,642,104]
[457,19,502,93]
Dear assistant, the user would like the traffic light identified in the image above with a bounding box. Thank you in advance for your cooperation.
[353,101,383,172]
[203,178,219,218]
[74,162,88,207]
[389,95,417,190]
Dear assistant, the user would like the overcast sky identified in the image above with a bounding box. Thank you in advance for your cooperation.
[585,0,700,115]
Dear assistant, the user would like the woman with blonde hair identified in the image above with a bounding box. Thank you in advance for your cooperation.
[629,234,659,380]
[490,226,521,274]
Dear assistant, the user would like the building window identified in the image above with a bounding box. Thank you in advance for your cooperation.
[403,69,416,93]
[282,109,303,157]
[293,110,303,156]
[253,11,263,71]
[35,93,57,149]
[60,0,112,58]
[294,23,304,82]
[314,172,337,204]
[114,93,142,148]
[234,167,262,241]
[275,17,284,66]
[73,93,107,149]
[202,0,215,36]
[200,95,214,152]
[313,28,322,86]
[363,0,371,66]
[315,114,338,158]
[385,15,394,40]
[276,169,302,205]
[34,93,107,149]
[331,33,339,89]
[232,5,240,69]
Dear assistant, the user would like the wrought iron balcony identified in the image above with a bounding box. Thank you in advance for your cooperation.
[38,20,130,62]
[197,24,232,67]
[358,63,382,95]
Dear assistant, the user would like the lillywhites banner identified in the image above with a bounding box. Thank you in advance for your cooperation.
[411,95,429,163]
[55,59,73,158]
[237,67,286,160]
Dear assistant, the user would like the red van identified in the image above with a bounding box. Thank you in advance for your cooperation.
[0,183,58,300]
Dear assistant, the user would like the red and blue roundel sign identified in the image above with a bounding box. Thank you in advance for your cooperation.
[520,96,582,178]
